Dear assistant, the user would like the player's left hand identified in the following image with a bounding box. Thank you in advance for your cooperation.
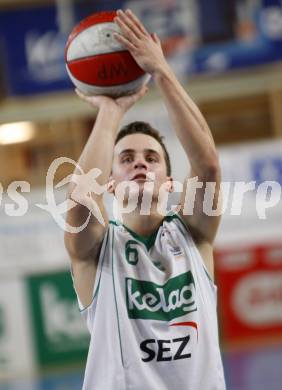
[113,9,168,76]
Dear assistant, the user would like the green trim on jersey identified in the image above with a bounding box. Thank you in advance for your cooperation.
[122,225,159,251]
[74,229,109,313]
[109,214,179,251]
[111,227,124,367]
[93,230,109,301]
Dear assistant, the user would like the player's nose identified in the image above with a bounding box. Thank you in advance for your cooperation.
[134,157,148,170]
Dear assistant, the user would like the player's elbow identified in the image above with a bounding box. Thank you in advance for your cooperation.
[64,232,92,263]
[208,158,221,181]
[202,153,221,182]
[64,230,81,259]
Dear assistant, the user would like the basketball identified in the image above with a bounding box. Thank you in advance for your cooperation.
[65,11,150,97]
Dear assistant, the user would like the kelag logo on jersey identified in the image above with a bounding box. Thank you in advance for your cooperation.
[126,271,197,321]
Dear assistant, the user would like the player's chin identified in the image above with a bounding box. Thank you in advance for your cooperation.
[123,180,156,201]
[137,182,155,195]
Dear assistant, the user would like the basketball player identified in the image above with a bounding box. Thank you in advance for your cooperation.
[65,9,226,390]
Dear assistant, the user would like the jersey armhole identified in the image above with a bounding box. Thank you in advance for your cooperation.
[70,227,110,314]
[172,213,217,291]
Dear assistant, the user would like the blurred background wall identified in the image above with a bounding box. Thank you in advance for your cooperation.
[0,0,282,389]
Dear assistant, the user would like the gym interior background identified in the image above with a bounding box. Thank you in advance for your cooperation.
[0,0,282,389]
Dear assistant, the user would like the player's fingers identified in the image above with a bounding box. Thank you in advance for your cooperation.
[152,32,161,46]
[75,88,90,102]
[113,32,137,52]
[75,89,101,105]
[116,85,148,105]
[137,85,149,96]
[124,9,150,37]
[114,16,139,45]
[116,9,143,39]
[132,85,149,102]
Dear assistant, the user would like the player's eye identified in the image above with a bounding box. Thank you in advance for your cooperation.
[146,156,158,163]
[122,156,133,163]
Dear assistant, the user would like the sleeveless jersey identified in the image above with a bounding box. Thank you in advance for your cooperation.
[75,215,226,390]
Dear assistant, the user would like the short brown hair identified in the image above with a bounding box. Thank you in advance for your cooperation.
[115,121,171,176]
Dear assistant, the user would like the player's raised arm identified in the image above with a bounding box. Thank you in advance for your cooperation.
[114,9,221,245]
[64,87,148,308]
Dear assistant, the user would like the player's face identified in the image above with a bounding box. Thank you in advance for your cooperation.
[111,133,171,201]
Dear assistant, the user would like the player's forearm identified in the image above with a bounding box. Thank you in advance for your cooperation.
[65,105,122,250]
[75,105,123,184]
[154,66,219,177]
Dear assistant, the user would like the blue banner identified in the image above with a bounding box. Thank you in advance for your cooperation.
[0,6,73,95]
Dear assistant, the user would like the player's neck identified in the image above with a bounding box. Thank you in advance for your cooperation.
[121,209,164,238]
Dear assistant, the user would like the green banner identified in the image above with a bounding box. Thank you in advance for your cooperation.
[26,271,90,367]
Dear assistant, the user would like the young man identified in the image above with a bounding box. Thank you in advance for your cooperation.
[65,9,226,390]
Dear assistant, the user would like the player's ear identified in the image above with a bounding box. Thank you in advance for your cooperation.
[107,176,115,194]
[166,176,174,193]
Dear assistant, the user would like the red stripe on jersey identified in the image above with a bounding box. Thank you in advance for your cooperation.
[170,321,198,342]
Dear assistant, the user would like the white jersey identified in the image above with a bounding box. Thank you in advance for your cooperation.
[76,215,226,390]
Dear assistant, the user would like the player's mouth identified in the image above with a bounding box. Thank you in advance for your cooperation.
[131,173,149,182]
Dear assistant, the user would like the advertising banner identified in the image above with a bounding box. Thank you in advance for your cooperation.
[122,0,282,75]
[0,278,34,379]
[215,243,282,346]
[0,211,67,267]
[0,6,68,95]
[26,271,89,367]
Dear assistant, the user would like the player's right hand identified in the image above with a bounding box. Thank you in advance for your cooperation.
[75,85,148,114]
